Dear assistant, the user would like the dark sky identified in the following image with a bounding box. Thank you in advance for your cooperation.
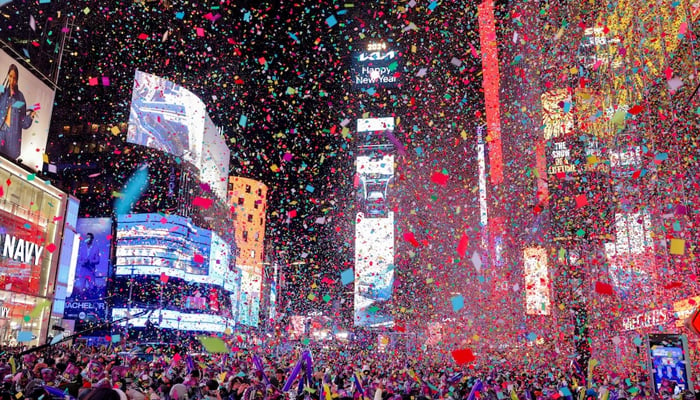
[1,0,487,322]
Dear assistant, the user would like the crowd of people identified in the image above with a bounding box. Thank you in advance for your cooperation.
[0,341,695,400]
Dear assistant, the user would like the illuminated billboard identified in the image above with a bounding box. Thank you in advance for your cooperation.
[0,49,56,171]
[523,247,551,316]
[115,213,232,288]
[127,71,229,199]
[64,218,113,330]
[352,42,401,88]
[112,307,235,333]
[354,211,395,327]
[605,211,654,300]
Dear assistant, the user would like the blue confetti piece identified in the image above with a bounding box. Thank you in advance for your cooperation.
[451,295,464,312]
[340,269,354,285]
[305,184,315,193]
[114,164,149,216]
[526,332,537,341]
[17,331,33,343]
[111,334,121,343]
[239,114,248,127]
[326,15,337,27]
[415,147,423,156]
[288,32,299,43]
[243,11,251,22]
[655,152,668,161]
[337,10,348,15]
[428,1,438,10]
[175,11,185,19]
[12,101,25,108]
[38,0,50,3]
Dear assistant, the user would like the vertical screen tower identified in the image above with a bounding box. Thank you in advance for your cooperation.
[354,117,395,328]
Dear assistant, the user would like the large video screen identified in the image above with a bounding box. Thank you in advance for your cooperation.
[115,213,231,288]
[523,247,551,316]
[0,49,55,171]
[648,334,693,394]
[127,70,205,163]
[64,218,113,328]
[201,116,230,199]
[112,307,236,333]
[237,270,261,327]
[351,42,401,88]
[127,71,230,197]
[354,212,395,328]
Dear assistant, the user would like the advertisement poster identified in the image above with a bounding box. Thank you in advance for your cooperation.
[648,334,693,394]
[0,209,47,296]
[64,218,112,326]
[0,49,55,171]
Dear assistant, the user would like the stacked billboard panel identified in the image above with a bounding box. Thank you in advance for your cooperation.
[127,70,230,199]
[112,213,237,332]
[354,117,395,328]
[523,247,551,315]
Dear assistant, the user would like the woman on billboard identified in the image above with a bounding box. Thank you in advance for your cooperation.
[0,64,37,161]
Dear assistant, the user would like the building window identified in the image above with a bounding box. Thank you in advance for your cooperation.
[250,250,255,259]
[245,185,251,193]
[254,202,259,209]
[238,197,245,205]
[242,231,248,241]
[247,214,253,222]
[257,188,262,196]
[260,218,263,225]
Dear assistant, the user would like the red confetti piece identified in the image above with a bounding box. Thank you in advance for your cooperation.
[403,232,420,247]
[664,282,683,289]
[430,171,448,185]
[627,105,644,115]
[457,233,469,257]
[594,281,614,295]
[288,210,297,218]
[451,348,476,365]
[575,194,588,208]
[137,33,149,40]
[160,273,169,283]
[192,196,214,209]
[45,243,57,253]
[193,254,205,264]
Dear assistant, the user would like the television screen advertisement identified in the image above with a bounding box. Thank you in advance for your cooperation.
[647,334,693,395]
[0,49,55,171]
[64,218,113,328]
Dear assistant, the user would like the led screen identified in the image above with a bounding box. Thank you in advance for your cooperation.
[64,218,113,329]
[115,213,231,288]
[237,270,261,327]
[127,71,229,198]
[112,307,236,333]
[0,49,55,171]
[354,212,394,328]
[523,247,551,315]
[648,334,693,394]
[351,42,401,88]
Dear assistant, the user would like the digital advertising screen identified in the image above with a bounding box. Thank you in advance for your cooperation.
[523,247,551,316]
[0,210,48,296]
[200,116,230,200]
[127,70,205,165]
[237,270,261,327]
[354,211,395,328]
[351,42,401,88]
[115,213,233,286]
[112,307,236,333]
[0,49,55,171]
[64,218,113,328]
[648,334,693,394]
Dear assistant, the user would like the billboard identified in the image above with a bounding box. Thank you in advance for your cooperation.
[354,211,395,328]
[0,49,55,171]
[112,307,235,333]
[523,247,551,315]
[64,218,113,328]
[648,334,693,394]
[237,270,261,327]
[127,71,229,198]
[351,42,401,88]
[115,213,232,288]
